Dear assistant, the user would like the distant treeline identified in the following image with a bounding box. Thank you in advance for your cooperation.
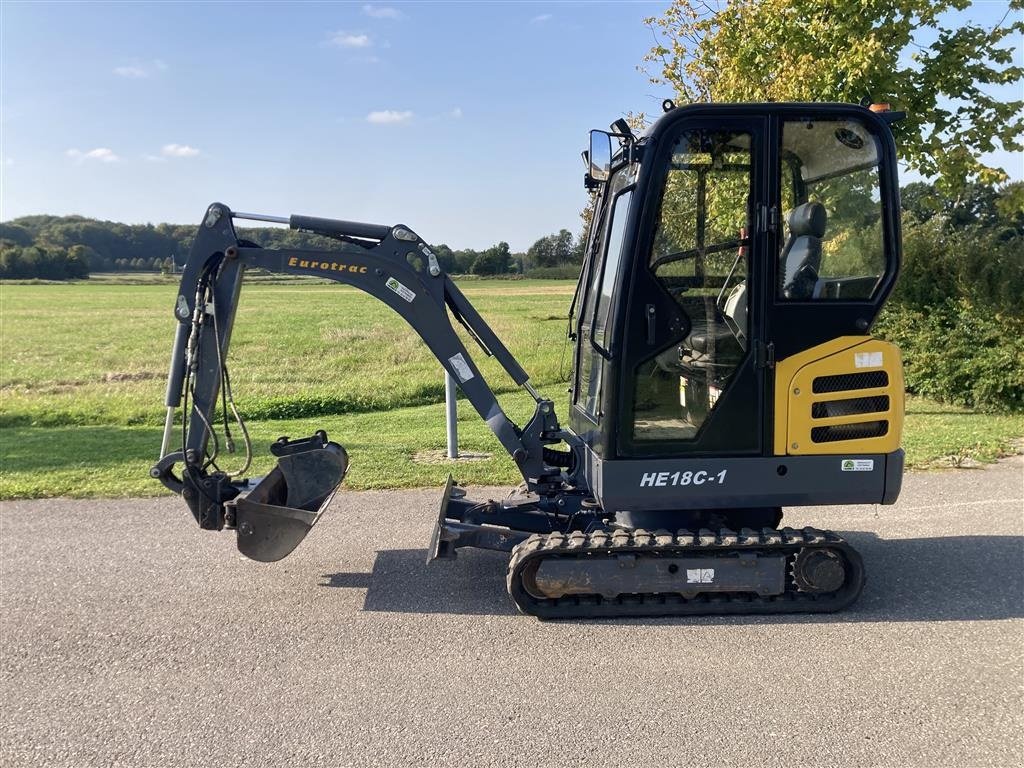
[0,214,586,280]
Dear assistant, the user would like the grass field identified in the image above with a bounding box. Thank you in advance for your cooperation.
[1,279,1021,499]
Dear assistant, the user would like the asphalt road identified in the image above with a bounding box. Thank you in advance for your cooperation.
[2,457,1022,768]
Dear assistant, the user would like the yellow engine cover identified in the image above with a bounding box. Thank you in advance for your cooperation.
[773,337,904,455]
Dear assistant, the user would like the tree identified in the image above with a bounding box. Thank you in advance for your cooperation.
[900,181,944,223]
[644,0,1023,193]
[0,223,32,246]
[64,247,90,279]
[0,244,27,278]
[471,242,513,275]
[526,229,579,269]
[68,244,104,271]
[995,180,1024,235]
[902,179,1019,230]
[451,248,480,273]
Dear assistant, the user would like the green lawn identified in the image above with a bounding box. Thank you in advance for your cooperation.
[1,279,1020,499]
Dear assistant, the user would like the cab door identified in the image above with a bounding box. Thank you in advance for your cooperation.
[765,109,904,455]
[617,116,769,458]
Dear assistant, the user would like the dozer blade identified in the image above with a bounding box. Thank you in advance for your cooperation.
[233,439,348,562]
[427,474,458,562]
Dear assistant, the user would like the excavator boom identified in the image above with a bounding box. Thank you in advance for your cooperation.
[153,204,578,562]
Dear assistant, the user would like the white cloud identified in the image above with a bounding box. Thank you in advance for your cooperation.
[66,148,120,163]
[450,107,463,119]
[366,110,413,124]
[161,144,201,158]
[330,31,372,48]
[113,65,148,79]
[3,157,13,167]
[113,59,168,78]
[531,13,552,23]
[363,4,403,19]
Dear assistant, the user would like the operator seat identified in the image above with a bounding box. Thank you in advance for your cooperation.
[779,202,827,299]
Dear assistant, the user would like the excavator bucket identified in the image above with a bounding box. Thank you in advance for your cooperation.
[233,436,348,562]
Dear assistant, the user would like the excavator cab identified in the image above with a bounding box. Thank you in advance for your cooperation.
[568,103,904,527]
[154,102,906,619]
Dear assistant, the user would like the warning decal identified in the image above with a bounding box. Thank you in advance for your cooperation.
[385,277,416,303]
[686,568,715,584]
[448,353,475,383]
[854,351,883,368]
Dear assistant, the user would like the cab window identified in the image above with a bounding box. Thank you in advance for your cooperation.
[779,119,887,300]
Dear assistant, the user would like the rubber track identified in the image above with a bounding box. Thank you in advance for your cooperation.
[506,526,865,619]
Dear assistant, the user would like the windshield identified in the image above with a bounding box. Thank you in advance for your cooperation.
[571,160,639,332]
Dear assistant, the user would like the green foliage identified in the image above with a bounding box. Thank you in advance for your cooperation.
[892,214,1024,314]
[526,229,578,268]
[521,229,586,277]
[0,243,90,280]
[645,0,1023,192]
[902,179,1024,233]
[873,180,1024,412]
[0,214,560,279]
[877,300,1024,412]
[470,241,514,275]
[0,223,32,245]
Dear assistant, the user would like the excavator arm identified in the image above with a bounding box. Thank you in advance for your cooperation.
[152,203,577,561]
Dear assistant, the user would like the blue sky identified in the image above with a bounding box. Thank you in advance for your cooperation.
[1,1,1021,250]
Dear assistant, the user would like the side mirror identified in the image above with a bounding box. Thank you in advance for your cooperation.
[589,130,613,182]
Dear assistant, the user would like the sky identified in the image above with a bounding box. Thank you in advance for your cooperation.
[1,1,1021,251]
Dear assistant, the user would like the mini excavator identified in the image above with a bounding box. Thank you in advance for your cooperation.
[153,101,907,618]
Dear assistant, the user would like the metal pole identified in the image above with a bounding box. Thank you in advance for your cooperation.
[159,406,176,459]
[445,372,459,459]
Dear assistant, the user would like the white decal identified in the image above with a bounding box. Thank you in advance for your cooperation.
[686,568,715,584]
[854,351,883,369]
[448,353,474,383]
[385,277,416,303]
[841,459,874,472]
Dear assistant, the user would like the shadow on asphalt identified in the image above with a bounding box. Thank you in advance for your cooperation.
[320,533,1024,623]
